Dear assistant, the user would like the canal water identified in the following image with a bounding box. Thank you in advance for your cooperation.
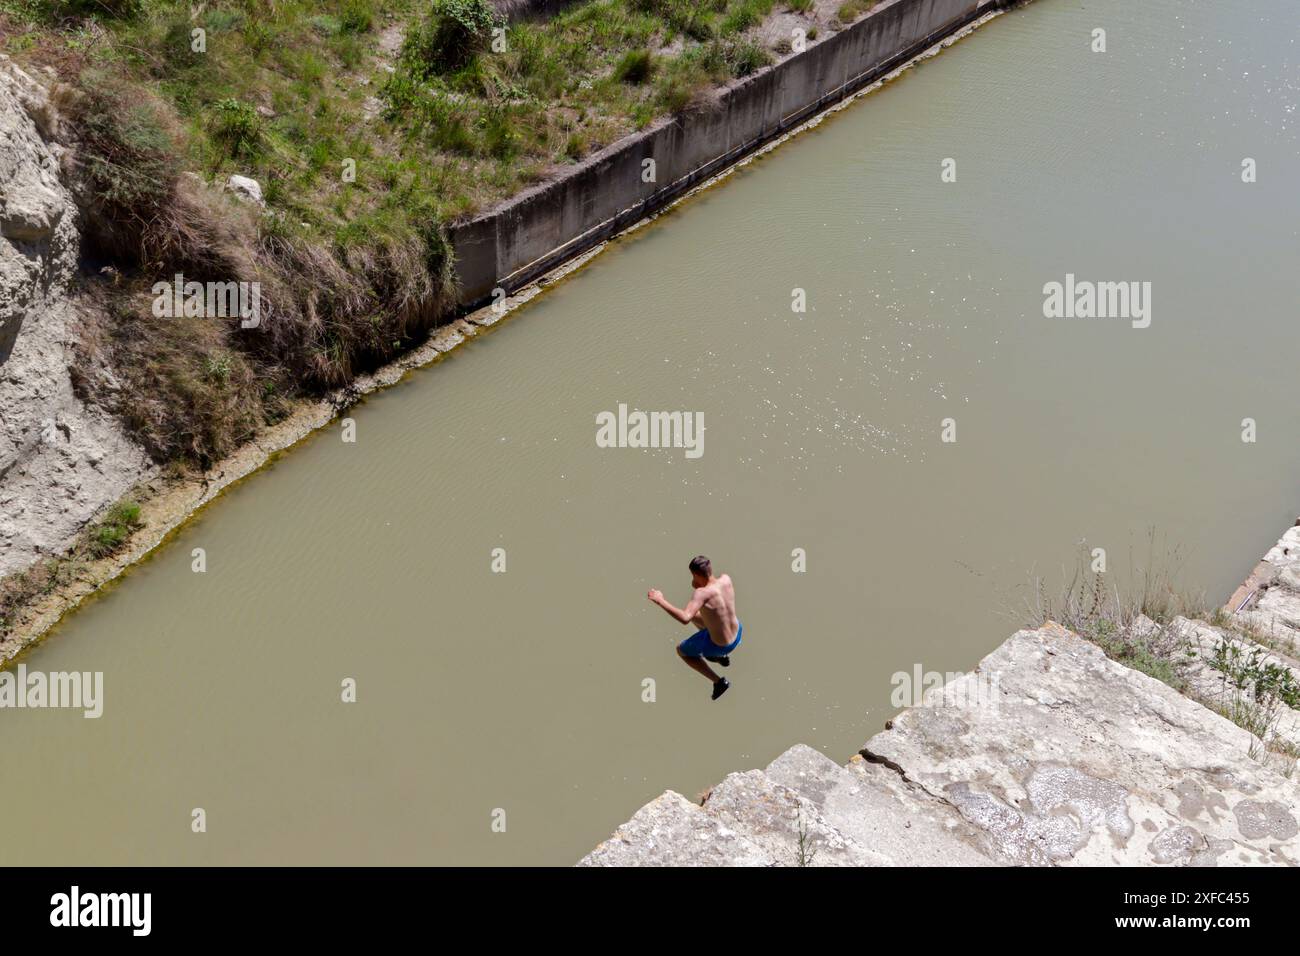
[2,0,1297,864]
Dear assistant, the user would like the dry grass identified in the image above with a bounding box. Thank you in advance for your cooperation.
[1011,531,1208,690]
[1018,531,1208,635]
[53,67,456,466]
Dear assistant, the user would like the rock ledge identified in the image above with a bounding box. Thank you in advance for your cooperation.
[580,623,1300,866]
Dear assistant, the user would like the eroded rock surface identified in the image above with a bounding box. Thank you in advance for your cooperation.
[0,58,152,576]
[696,768,893,867]
[866,625,1298,866]
[579,791,775,867]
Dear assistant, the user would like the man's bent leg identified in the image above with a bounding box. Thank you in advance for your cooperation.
[677,630,722,682]
[677,647,721,682]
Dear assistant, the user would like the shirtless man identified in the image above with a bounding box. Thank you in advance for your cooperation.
[647,555,742,700]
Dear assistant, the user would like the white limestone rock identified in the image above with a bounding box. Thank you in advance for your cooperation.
[864,625,1300,866]
[225,173,264,206]
[0,57,152,577]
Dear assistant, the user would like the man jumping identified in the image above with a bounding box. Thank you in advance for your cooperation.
[647,555,742,700]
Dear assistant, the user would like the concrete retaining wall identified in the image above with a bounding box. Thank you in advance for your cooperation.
[450,0,1015,306]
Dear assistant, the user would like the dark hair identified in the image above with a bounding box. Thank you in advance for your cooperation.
[688,555,711,577]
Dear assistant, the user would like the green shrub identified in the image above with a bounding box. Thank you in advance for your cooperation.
[1082,617,1187,691]
[295,50,328,85]
[725,38,771,77]
[242,18,276,53]
[414,215,456,293]
[482,109,519,159]
[409,93,477,154]
[204,352,233,386]
[339,2,374,34]
[210,98,262,159]
[694,40,729,78]
[630,0,715,36]
[1210,639,1300,710]
[563,131,588,161]
[160,16,209,72]
[670,8,716,41]
[400,0,502,78]
[88,501,142,559]
[719,0,773,36]
[720,6,759,35]
[655,71,701,113]
[309,14,343,36]
[332,32,365,69]
[203,8,245,33]
[614,49,655,84]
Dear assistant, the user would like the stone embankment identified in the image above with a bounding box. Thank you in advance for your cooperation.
[582,527,1300,866]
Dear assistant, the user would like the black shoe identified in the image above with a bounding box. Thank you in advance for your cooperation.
[711,677,731,701]
[704,655,731,667]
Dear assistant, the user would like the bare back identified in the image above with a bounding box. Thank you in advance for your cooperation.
[692,574,739,647]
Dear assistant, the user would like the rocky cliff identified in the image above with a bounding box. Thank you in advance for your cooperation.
[0,57,151,577]
[581,613,1300,866]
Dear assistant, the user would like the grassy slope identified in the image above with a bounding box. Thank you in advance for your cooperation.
[3,0,787,237]
[0,0,801,469]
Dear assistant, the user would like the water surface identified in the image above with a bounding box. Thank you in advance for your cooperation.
[2,0,1298,865]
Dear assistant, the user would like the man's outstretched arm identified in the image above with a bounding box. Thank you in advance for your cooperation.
[647,589,705,625]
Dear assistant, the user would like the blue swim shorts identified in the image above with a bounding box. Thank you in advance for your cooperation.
[677,623,742,658]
